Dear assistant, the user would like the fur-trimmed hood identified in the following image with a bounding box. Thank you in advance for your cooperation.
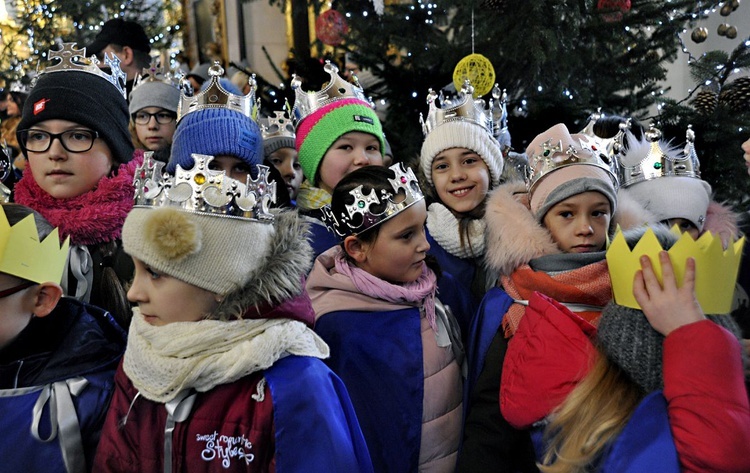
[484,181,657,277]
[213,210,313,319]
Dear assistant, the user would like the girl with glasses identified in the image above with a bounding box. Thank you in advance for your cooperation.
[128,67,181,157]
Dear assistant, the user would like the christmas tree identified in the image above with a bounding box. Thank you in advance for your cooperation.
[289,0,748,208]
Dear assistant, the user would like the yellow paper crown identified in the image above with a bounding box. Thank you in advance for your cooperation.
[606,227,744,314]
[0,211,70,284]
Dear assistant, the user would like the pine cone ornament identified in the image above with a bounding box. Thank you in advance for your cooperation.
[691,89,719,114]
[719,77,750,112]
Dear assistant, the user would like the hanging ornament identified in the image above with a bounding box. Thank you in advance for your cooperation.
[690,89,719,115]
[596,0,632,23]
[731,0,741,11]
[719,77,750,112]
[453,53,495,97]
[691,27,708,43]
[726,25,738,39]
[720,3,733,16]
[718,23,730,36]
[315,10,349,46]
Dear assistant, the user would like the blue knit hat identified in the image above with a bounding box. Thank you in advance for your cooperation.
[167,108,263,174]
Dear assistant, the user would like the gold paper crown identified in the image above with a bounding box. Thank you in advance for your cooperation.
[260,101,296,141]
[419,80,498,137]
[606,227,744,314]
[37,43,127,99]
[132,152,275,223]
[321,163,424,238]
[0,211,70,284]
[290,60,370,126]
[131,58,183,95]
[526,131,619,193]
[177,62,257,122]
[615,124,701,188]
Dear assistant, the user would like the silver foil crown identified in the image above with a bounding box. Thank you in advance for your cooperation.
[615,124,701,188]
[291,60,370,126]
[131,58,183,96]
[321,163,424,238]
[39,43,127,98]
[177,61,256,122]
[260,101,296,141]
[133,152,275,222]
[420,80,497,137]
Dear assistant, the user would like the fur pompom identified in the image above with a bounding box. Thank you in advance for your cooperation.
[144,208,202,260]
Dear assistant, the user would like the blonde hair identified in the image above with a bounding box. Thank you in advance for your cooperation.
[129,120,147,150]
[540,350,644,473]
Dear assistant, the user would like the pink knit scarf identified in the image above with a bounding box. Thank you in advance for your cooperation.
[14,150,143,245]
[333,249,439,331]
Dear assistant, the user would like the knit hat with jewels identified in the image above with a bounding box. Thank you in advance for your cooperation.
[18,69,134,163]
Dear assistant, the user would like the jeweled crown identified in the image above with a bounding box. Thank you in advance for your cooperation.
[526,131,619,193]
[132,152,275,222]
[260,101,296,141]
[615,124,701,189]
[131,58,183,95]
[177,62,257,123]
[420,80,498,137]
[579,108,630,161]
[291,60,370,126]
[491,84,511,152]
[37,43,127,99]
[321,163,424,238]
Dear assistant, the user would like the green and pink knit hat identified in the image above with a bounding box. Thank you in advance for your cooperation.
[295,98,384,184]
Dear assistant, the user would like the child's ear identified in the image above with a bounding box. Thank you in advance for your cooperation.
[343,236,368,263]
[32,282,63,318]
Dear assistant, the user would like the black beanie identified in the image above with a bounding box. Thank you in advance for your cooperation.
[17,70,134,163]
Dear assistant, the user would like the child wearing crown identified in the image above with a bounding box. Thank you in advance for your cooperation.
[418,82,505,337]
[261,109,303,203]
[0,203,126,472]
[93,155,373,472]
[12,43,144,327]
[293,61,386,260]
[306,164,464,473]
[166,63,264,185]
[458,122,652,472]
[538,225,750,472]
[128,60,181,158]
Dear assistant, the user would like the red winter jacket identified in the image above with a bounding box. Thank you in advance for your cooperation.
[501,292,750,473]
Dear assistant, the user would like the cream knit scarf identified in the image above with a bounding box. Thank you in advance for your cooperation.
[124,309,330,403]
[426,202,486,258]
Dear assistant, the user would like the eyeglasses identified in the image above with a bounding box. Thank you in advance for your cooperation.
[0,281,35,299]
[132,111,177,125]
[18,129,100,153]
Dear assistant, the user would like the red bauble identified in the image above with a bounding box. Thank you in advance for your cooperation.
[315,10,349,46]
[597,0,632,23]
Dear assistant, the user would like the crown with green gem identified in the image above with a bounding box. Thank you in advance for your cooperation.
[260,100,296,141]
[37,42,127,98]
[291,60,370,126]
[132,152,275,222]
[615,124,701,189]
[131,58,183,95]
[321,163,424,238]
[177,61,257,123]
[420,79,499,138]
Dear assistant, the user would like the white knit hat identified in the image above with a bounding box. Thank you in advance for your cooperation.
[419,120,503,188]
[123,207,275,295]
[625,177,711,232]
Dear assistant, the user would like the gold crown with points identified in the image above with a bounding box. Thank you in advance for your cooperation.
[131,58,183,93]
[321,163,424,238]
[38,42,127,98]
[290,60,370,126]
[0,210,70,284]
[260,101,296,141]
[606,226,744,314]
[177,61,257,122]
[420,80,497,137]
[133,152,275,222]
[616,124,701,188]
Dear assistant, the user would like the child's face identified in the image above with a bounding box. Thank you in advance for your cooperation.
[0,273,36,350]
[25,119,115,199]
[431,147,490,216]
[663,218,700,240]
[268,147,303,199]
[543,191,612,253]
[127,258,220,326]
[133,107,177,151]
[318,132,383,194]
[208,155,253,183]
[353,200,430,284]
